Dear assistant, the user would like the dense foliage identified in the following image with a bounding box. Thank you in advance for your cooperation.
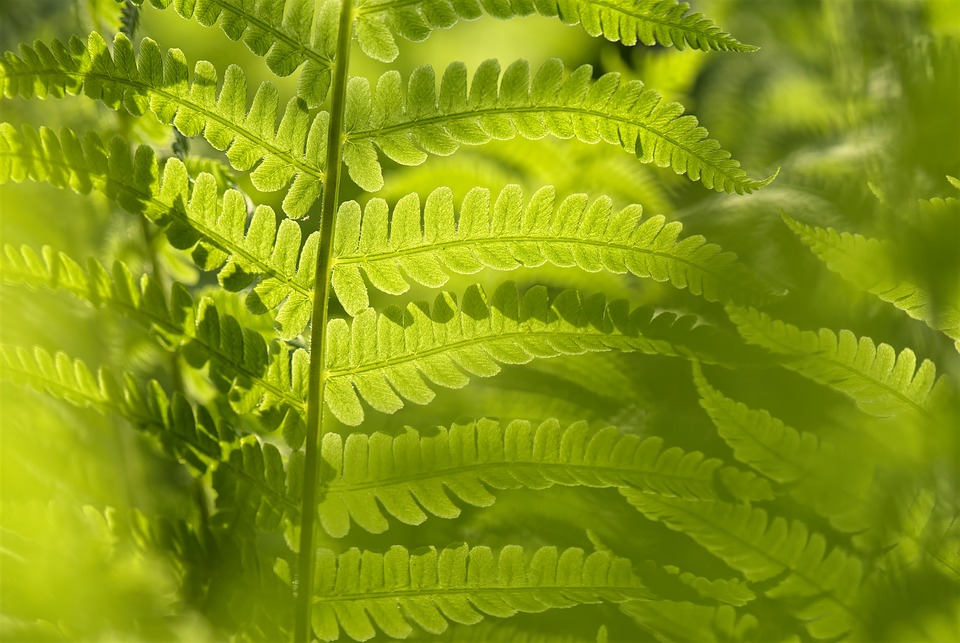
[1,0,957,641]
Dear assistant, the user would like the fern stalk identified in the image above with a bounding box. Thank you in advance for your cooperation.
[295,0,355,641]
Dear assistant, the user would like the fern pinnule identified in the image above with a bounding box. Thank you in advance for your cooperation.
[0,33,328,217]
[353,0,758,63]
[310,543,651,641]
[726,305,950,418]
[0,125,318,338]
[331,184,771,315]
[324,281,744,425]
[317,418,773,536]
[343,59,776,193]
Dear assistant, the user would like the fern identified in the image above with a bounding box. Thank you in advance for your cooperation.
[310,543,650,641]
[622,492,864,640]
[2,0,956,641]
[342,59,775,193]
[317,418,772,536]
[324,281,741,424]
[783,214,960,349]
[352,0,759,62]
[331,184,769,315]
[0,125,318,338]
[726,305,949,418]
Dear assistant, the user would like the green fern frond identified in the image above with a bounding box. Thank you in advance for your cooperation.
[317,418,773,536]
[622,492,864,640]
[726,306,949,418]
[331,184,770,315]
[0,125,318,338]
[342,59,776,193]
[310,543,651,641]
[662,565,756,607]
[621,599,759,642]
[693,363,875,534]
[0,245,309,430]
[783,214,960,347]
[323,281,741,425]
[135,0,339,107]
[353,0,757,63]
[0,343,301,526]
[0,33,327,217]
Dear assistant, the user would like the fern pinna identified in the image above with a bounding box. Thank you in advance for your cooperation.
[1,0,958,641]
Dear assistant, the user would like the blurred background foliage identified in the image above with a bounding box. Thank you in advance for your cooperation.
[1,0,958,640]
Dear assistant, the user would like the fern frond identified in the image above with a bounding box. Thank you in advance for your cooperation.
[0,33,327,217]
[323,281,740,425]
[692,362,818,485]
[0,343,300,527]
[726,306,949,418]
[135,0,339,107]
[0,245,309,432]
[661,565,756,607]
[317,418,773,536]
[310,543,651,641]
[622,492,864,640]
[783,215,960,347]
[693,363,874,534]
[621,600,759,642]
[353,0,757,63]
[331,184,770,315]
[0,125,318,338]
[342,59,776,193]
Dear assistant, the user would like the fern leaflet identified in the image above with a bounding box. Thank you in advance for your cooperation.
[310,543,651,641]
[726,305,949,418]
[622,492,864,640]
[324,281,742,424]
[342,59,776,193]
[0,33,328,217]
[0,125,318,338]
[784,214,960,348]
[331,184,770,315]
[353,0,757,62]
[134,0,340,106]
[317,418,773,536]
[621,600,759,642]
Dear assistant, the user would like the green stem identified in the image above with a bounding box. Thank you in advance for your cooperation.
[294,0,354,641]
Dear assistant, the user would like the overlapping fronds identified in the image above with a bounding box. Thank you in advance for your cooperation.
[135,0,339,106]
[0,125,318,338]
[0,33,328,217]
[341,59,776,193]
[323,281,741,425]
[0,343,301,527]
[621,600,759,642]
[0,343,224,470]
[331,184,770,314]
[317,418,773,536]
[310,543,651,641]
[622,492,864,640]
[726,306,950,418]
[693,363,872,533]
[354,0,757,63]
[784,215,960,347]
[0,245,309,432]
